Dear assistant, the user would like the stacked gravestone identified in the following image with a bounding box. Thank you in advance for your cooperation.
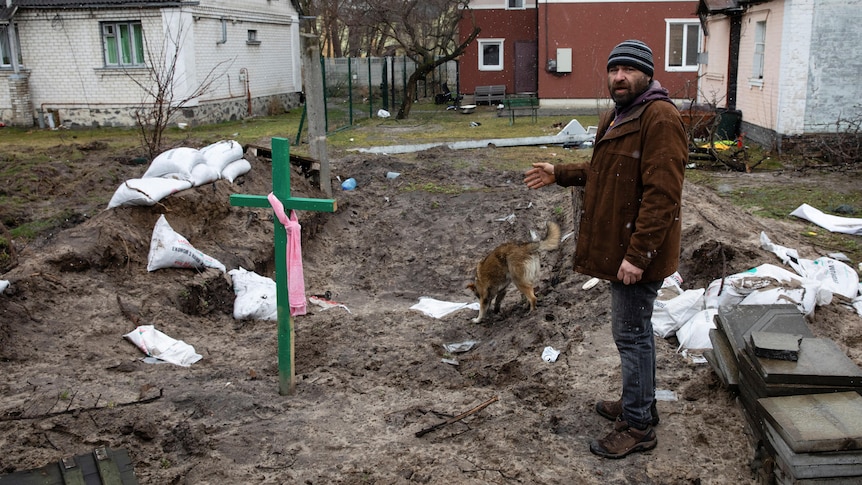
[705,304,862,483]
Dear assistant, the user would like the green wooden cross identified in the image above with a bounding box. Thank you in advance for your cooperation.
[230,137,336,395]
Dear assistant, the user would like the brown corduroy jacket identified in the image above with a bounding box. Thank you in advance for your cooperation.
[555,99,687,283]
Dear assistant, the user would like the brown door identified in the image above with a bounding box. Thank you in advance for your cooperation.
[514,40,538,94]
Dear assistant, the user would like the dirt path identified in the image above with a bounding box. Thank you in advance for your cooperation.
[1,143,860,484]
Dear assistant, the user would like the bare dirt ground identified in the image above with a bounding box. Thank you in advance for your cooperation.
[1,126,861,484]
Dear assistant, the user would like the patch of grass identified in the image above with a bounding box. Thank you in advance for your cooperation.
[10,219,56,239]
[729,183,862,260]
[685,167,862,262]
[727,184,861,219]
[7,209,86,239]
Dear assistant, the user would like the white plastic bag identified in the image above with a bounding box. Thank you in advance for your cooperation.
[676,309,718,351]
[760,231,800,265]
[147,215,226,272]
[200,140,243,173]
[107,178,192,209]
[143,147,206,181]
[228,267,278,321]
[123,325,202,366]
[790,204,862,235]
[221,159,252,183]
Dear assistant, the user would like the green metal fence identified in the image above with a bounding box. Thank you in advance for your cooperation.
[295,56,458,142]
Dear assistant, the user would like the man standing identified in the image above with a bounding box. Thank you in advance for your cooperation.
[523,40,687,458]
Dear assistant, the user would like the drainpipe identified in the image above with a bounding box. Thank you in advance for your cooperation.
[217,18,227,45]
[727,13,742,110]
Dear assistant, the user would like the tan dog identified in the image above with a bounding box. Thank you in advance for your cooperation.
[467,221,561,323]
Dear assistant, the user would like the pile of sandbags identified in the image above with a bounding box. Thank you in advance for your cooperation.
[108,140,251,208]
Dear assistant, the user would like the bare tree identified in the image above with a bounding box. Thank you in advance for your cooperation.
[126,15,231,159]
[352,0,480,119]
[298,0,386,57]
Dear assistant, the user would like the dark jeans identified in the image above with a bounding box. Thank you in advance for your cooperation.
[610,280,662,430]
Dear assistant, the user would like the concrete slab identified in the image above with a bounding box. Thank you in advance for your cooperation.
[737,351,862,399]
[747,338,862,387]
[758,392,862,454]
[750,331,802,361]
[707,328,739,391]
[716,304,813,359]
[763,419,862,480]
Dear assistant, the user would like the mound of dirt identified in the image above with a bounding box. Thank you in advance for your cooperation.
[1,144,860,484]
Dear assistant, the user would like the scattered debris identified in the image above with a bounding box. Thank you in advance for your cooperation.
[410,297,479,319]
[415,395,499,437]
[542,346,560,362]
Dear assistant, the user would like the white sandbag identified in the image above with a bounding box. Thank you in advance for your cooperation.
[107,178,192,209]
[653,288,705,338]
[0,280,9,294]
[761,232,858,300]
[143,147,206,181]
[704,264,821,317]
[221,158,252,183]
[190,163,221,187]
[147,215,226,272]
[228,267,278,321]
[676,308,718,351]
[788,257,859,300]
[124,324,202,366]
[200,140,243,173]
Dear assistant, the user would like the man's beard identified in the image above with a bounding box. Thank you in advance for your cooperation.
[609,76,650,107]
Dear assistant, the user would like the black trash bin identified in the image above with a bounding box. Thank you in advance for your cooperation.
[715,109,742,141]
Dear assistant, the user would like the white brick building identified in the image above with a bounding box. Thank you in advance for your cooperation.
[697,0,862,149]
[0,0,304,127]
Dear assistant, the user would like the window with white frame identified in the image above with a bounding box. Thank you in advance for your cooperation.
[507,0,525,9]
[478,39,503,71]
[752,20,766,81]
[666,20,700,72]
[102,21,146,67]
[1,24,23,68]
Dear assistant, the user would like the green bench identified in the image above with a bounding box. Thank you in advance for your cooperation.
[503,95,539,124]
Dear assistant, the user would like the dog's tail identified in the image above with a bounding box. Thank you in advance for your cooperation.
[538,221,561,252]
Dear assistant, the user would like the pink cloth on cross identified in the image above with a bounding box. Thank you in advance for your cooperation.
[268,192,307,316]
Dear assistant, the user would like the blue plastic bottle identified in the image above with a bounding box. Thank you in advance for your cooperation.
[341,178,357,190]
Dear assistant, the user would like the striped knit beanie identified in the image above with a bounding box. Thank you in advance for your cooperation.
[607,40,654,78]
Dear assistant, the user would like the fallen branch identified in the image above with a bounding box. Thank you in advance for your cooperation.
[415,395,499,437]
[1,388,163,422]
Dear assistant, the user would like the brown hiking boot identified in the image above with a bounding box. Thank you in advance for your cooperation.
[589,418,657,459]
[595,399,660,426]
